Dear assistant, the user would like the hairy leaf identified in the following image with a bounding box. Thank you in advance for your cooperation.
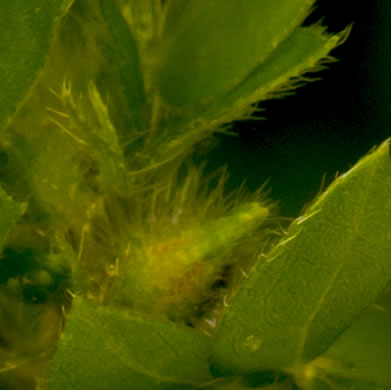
[157,0,314,107]
[209,25,348,124]
[211,139,391,375]
[166,25,346,144]
[148,22,345,174]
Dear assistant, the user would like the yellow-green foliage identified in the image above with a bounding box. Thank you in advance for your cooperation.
[4,2,380,390]
[0,0,280,329]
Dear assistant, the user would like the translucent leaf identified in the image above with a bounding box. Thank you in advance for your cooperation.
[0,0,73,131]
[157,0,315,107]
[211,139,391,375]
[48,297,213,389]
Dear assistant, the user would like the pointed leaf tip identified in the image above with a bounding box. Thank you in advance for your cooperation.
[211,139,391,375]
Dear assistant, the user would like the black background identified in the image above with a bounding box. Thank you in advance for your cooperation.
[206,0,391,217]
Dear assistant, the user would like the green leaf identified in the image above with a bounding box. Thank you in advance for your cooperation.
[202,376,294,390]
[146,23,345,174]
[48,297,213,389]
[331,382,391,390]
[312,299,391,386]
[208,25,348,124]
[305,376,391,390]
[210,139,391,375]
[163,25,345,150]
[0,0,73,131]
[0,186,25,250]
[99,0,145,130]
[120,0,156,51]
[291,290,391,390]
[157,0,314,107]
[302,377,391,390]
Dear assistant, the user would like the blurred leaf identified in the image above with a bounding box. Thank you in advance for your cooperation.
[329,381,391,390]
[99,0,145,130]
[0,186,25,250]
[211,139,391,375]
[308,377,391,390]
[201,375,294,390]
[314,305,391,385]
[48,297,213,389]
[119,0,155,51]
[0,0,73,131]
[157,0,315,107]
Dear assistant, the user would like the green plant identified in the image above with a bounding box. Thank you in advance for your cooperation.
[0,1,390,390]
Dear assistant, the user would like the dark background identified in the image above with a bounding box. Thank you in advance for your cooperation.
[206,0,391,217]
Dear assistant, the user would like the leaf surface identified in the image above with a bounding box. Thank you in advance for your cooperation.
[0,0,72,130]
[313,291,391,386]
[48,297,213,389]
[157,0,314,107]
[147,25,345,174]
[99,0,145,130]
[211,139,391,375]
[209,25,347,124]
[0,186,25,250]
